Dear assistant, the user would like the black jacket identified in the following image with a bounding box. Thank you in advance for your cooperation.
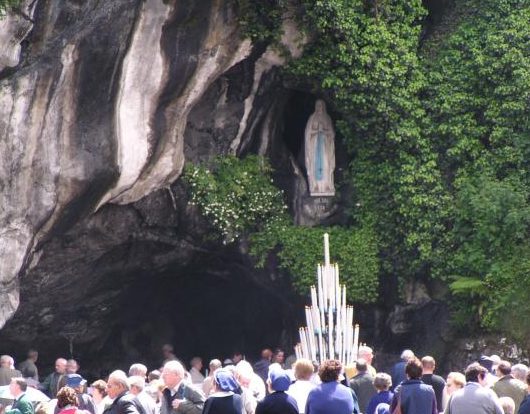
[103,392,145,414]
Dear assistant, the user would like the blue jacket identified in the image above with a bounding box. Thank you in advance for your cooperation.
[519,394,530,414]
[306,382,360,414]
[367,390,394,414]
[390,379,437,414]
[255,391,298,414]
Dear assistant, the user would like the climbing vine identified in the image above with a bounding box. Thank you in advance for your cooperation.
[424,0,530,335]
[0,0,20,15]
[185,155,380,302]
[184,155,288,244]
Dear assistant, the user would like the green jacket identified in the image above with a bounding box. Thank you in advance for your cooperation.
[7,393,34,414]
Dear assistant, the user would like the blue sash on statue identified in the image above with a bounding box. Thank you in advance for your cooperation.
[315,131,325,181]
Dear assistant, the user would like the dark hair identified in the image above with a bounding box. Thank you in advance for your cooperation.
[405,358,423,380]
[465,363,488,383]
[526,370,530,386]
[57,387,78,408]
[318,360,342,383]
[356,359,368,373]
[11,378,27,392]
[497,361,512,376]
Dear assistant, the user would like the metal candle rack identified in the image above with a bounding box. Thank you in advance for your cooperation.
[295,233,360,365]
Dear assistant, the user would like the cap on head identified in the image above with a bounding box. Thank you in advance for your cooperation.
[268,368,291,392]
[66,374,87,388]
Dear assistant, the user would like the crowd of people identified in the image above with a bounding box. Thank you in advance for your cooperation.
[0,345,528,414]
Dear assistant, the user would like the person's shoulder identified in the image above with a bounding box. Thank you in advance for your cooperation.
[432,374,445,383]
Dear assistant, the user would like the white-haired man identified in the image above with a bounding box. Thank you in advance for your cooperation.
[103,370,145,414]
[160,360,204,414]
[392,349,415,390]
[359,346,377,377]
[0,355,22,386]
[129,376,156,414]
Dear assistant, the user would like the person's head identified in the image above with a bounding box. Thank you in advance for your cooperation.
[55,358,67,374]
[232,352,243,364]
[90,380,107,400]
[373,373,392,392]
[235,361,254,387]
[57,387,78,408]
[190,357,202,371]
[272,349,285,364]
[446,372,465,396]
[9,378,26,397]
[499,396,515,414]
[65,374,87,392]
[496,360,512,377]
[358,346,374,365]
[421,356,436,374]
[479,356,494,373]
[356,358,368,374]
[209,359,222,376]
[161,360,185,389]
[267,368,291,393]
[214,368,240,393]
[162,344,175,359]
[128,376,145,396]
[0,355,11,368]
[106,370,129,399]
[526,370,530,387]
[318,360,342,383]
[148,370,161,382]
[261,349,273,361]
[511,364,528,382]
[293,359,314,381]
[465,363,488,385]
[128,363,148,378]
[405,358,423,380]
[27,350,38,362]
[400,349,415,362]
[66,359,79,374]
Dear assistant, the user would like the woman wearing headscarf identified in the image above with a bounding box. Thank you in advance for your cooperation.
[202,368,243,414]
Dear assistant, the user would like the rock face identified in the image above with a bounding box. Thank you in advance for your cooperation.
[0,0,318,370]
[0,0,460,374]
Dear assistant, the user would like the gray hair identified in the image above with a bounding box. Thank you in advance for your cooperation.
[163,360,185,377]
[108,370,129,391]
[209,359,222,371]
[128,375,145,391]
[358,346,373,357]
[401,349,415,362]
[129,363,148,377]
[511,364,528,382]
[0,355,11,366]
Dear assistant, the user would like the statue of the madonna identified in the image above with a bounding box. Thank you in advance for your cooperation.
[304,100,335,197]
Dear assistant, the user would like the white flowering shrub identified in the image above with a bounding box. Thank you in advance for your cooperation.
[184,155,288,243]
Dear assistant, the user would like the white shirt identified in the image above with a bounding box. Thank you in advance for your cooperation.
[287,380,316,414]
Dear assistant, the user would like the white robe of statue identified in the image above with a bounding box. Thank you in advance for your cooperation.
[304,100,335,196]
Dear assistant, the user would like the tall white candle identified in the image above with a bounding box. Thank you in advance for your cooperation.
[324,233,330,266]
[353,324,360,361]
[328,306,334,359]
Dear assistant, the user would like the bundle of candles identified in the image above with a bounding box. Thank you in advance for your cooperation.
[294,233,360,365]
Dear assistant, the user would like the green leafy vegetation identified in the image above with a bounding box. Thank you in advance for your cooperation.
[188,0,530,339]
[184,156,380,302]
[184,156,288,244]
[0,0,20,15]
[424,0,530,335]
